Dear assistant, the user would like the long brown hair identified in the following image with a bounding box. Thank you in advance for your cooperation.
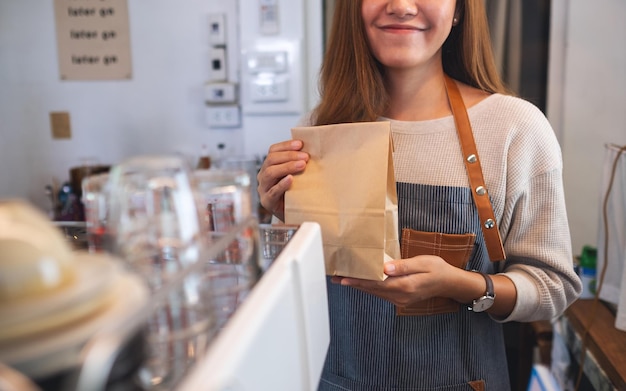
[313,0,509,126]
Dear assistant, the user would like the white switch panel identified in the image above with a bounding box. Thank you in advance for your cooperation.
[251,76,288,102]
[209,48,227,81]
[205,82,237,103]
[208,13,226,45]
[247,51,288,73]
[240,40,303,115]
[205,105,240,128]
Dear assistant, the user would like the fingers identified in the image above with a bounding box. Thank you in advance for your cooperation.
[267,139,304,154]
[259,140,308,183]
[261,143,309,176]
[383,255,442,276]
[330,256,452,306]
[332,276,411,306]
[331,277,388,298]
[260,175,293,221]
[258,158,307,192]
[257,139,309,220]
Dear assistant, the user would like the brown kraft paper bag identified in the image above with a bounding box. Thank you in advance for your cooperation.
[285,121,401,281]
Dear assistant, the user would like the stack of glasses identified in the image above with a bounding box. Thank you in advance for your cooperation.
[80,155,276,390]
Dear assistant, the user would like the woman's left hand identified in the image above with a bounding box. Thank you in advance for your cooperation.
[330,255,462,307]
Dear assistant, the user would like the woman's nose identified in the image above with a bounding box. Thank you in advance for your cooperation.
[385,0,418,17]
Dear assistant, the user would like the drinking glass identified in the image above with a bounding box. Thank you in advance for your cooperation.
[194,168,252,233]
[213,156,260,218]
[106,155,217,390]
[82,172,112,253]
[193,168,261,330]
[258,224,299,271]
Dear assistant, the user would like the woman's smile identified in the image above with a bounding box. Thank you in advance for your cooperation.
[378,23,426,33]
[363,0,456,69]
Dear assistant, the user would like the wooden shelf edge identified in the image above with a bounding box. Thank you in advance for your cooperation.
[564,299,626,389]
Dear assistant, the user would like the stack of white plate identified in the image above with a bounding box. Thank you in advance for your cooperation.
[0,253,148,381]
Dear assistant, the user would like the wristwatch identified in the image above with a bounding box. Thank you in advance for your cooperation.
[469,271,495,312]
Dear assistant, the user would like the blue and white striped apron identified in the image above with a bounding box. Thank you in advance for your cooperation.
[318,182,510,390]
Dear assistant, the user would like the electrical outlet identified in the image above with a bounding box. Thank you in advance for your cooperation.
[50,111,71,139]
[205,105,240,128]
[251,77,288,102]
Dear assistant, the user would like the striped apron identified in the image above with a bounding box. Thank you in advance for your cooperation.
[317,183,511,390]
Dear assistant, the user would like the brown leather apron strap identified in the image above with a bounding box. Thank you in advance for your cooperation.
[443,74,506,262]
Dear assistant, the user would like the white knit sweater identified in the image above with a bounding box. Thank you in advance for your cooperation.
[388,93,582,322]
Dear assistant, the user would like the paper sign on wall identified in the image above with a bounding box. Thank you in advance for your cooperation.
[53,0,132,80]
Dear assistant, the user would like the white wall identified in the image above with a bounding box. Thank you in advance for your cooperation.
[548,0,626,255]
[0,0,322,209]
[3,0,622,256]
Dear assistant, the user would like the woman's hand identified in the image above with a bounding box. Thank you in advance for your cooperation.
[330,255,467,307]
[331,255,517,317]
[257,140,309,221]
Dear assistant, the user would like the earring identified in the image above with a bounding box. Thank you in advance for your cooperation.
[453,17,459,26]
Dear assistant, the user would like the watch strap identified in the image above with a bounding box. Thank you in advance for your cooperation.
[469,270,496,312]
[476,270,495,298]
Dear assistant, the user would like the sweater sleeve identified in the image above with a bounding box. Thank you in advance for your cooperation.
[493,103,582,322]
[498,169,582,322]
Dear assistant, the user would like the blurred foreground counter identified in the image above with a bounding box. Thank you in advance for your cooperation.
[556,299,626,390]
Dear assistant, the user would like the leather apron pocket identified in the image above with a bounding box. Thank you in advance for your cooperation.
[396,228,476,316]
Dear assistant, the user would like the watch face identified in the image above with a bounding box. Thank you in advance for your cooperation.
[472,296,494,312]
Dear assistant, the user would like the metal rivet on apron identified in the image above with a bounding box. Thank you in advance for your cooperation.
[476,186,486,196]
[467,154,477,163]
[484,219,495,229]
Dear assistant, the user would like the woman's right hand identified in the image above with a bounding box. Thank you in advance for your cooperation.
[257,140,309,221]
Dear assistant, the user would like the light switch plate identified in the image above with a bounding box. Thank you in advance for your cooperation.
[209,48,227,81]
[246,51,288,74]
[208,13,226,45]
[205,82,237,103]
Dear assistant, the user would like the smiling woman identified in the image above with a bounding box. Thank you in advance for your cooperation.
[257,0,581,390]
[324,0,551,111]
